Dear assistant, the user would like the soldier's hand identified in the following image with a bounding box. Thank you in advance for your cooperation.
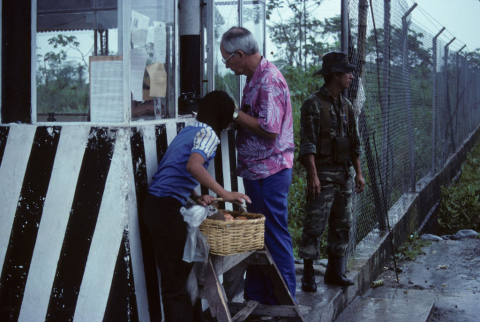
[306,172,321,201]
[355,174,365,193]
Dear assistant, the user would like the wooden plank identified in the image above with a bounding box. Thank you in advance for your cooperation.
[212,251,254,276]
[204,258,232,321]
[231,300,259,322]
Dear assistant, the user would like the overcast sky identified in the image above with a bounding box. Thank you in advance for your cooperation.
[409,0,480,52]
[316,0,480,53]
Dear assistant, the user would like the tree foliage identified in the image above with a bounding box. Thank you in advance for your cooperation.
[37,35,91,114]
[267,0,341,67]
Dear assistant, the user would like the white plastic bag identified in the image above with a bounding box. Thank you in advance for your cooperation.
[180,205,217,263]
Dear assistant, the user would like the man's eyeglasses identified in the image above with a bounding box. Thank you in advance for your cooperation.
[222,51,238,64]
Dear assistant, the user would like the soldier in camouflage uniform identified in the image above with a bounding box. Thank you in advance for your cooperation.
[298,52,365,292]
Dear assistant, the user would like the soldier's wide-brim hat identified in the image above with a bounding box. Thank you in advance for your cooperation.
[313,51,356,76]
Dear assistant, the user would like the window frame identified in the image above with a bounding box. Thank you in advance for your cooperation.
[31,0,182,126]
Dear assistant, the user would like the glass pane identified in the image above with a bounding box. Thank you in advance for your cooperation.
[214,0,240,106]
[36,3,120,122]
[97,10,119,55]
[243,1,265,57]
[131,0,176,121]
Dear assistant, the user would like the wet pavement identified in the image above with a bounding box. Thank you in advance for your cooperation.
[333,236,480,322]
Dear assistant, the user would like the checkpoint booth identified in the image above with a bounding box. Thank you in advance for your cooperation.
[0,0,302,321]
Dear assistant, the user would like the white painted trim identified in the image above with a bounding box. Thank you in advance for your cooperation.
[31,0,37,124]
[19,126,90,322]
[125,130,150,322]
[165,122,177,145]
[0,125,36,273]
[220,130,233,210]
[74,129,130,321]
[142,125,158,186]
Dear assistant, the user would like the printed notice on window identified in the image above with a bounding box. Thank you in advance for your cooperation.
[90,57,123,122]
[131,11,150,48]
[146,63,167,97]
[131,48,148,101]
[153,21,166,63]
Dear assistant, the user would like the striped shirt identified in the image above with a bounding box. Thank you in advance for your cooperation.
[148,122,219,204]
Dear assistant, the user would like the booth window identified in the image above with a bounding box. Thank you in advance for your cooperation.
[36,0,119,122]
[35,0,176,123]
[130,0,176,121]
[203,0,266,106]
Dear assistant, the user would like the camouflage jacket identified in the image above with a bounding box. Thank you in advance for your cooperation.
[299,85,361,183]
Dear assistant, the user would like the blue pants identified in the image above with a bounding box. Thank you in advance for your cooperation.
[243,168,297,304]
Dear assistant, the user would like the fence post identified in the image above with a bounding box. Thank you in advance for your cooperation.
[381,0,391,204]
[431,27,445,175]
[341,0,349,99]
[402,4,417,192]
[455,45,466,149]
[443,37,456,163]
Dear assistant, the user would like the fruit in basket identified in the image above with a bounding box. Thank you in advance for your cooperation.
[224,213,234,221]
[236,216,247,220]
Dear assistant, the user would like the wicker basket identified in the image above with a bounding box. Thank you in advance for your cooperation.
[199,211,265,256]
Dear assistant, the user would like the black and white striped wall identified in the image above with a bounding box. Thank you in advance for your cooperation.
[0,122,241,321]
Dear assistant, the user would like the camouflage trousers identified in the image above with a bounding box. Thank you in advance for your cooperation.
[298,176,353,259]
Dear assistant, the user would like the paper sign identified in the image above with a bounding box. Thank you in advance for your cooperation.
[131,48,148,101]
[90,58,123,122]
[146,63,167,98]
[131,11,150,48]
[153,21,166,63]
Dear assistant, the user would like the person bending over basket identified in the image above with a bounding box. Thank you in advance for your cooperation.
[142,90,251,322]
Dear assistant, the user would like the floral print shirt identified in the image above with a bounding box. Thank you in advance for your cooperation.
[236,57,294,180]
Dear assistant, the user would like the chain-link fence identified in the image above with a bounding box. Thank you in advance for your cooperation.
[347,0,480,254]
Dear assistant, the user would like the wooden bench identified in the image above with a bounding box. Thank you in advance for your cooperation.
[187,248,304,322]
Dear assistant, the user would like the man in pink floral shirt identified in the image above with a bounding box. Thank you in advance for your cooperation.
[220,27,296,305]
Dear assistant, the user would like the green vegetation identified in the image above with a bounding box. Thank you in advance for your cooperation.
[438,141,480,235]
[394,231,431,261]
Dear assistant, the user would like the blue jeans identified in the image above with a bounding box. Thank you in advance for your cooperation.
[243,168,297,304]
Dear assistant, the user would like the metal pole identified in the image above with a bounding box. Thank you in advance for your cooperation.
[239,0,244,102]
[341,0,349,98]
[443,37,456,162]
[431,27,445,175]
[381,0,391,203]
[402,3,417,192]
[455,45,466,147]
[207,0,215,93]
[341,0,349,53]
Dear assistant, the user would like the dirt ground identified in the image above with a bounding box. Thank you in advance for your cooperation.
[372,237,480,322]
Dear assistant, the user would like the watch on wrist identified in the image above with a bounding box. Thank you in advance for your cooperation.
[233,109,240,121]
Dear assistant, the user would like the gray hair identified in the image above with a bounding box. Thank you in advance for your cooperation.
[221,27,259,56]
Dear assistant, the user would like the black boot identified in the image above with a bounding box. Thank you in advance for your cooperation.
[324,254,354,286]
[301,259,317,292]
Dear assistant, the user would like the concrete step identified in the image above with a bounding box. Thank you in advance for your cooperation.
[334,296,434,322]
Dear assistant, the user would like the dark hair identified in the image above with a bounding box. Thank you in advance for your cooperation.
[221,27,259,55]
[196,90,235,135]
